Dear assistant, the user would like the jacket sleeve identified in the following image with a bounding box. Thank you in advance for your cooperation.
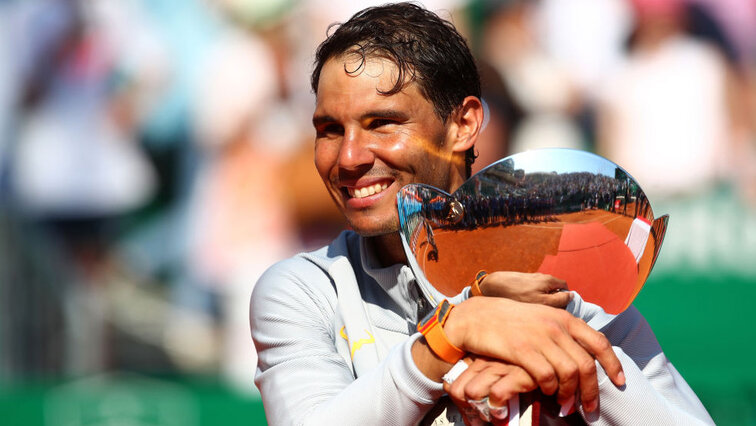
[250,257,445,426]
[570,298,714,425]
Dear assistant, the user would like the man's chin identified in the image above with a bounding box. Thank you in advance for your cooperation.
[346,218,400,238]
[353,229,400,238]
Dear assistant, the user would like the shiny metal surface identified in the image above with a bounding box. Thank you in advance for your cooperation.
[397,149,668,314]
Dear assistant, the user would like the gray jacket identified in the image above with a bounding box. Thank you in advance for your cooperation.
[250,231,713,425]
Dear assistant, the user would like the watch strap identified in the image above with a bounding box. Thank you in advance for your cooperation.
[418,300,465,364]
[470,270,488,297]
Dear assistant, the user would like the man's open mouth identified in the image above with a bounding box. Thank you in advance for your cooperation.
[348,182,389,199]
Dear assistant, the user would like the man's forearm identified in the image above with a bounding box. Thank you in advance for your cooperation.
[258,335,445,425]
[252,257,448,426]
[411,334,456,383]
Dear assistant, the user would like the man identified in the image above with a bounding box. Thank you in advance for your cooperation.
[250,3,713,425]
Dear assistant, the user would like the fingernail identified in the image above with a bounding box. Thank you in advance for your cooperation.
[584,399,597,413]
[617,371,626,385]
[559,395,575,417]
[487,399,509,420]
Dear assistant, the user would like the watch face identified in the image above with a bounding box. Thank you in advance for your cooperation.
[418,299,449,331]
[436,299,451,321]
[418,306,437,329]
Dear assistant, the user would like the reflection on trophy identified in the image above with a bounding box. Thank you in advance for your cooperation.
[445,200,465,224]
[397,149,669,315]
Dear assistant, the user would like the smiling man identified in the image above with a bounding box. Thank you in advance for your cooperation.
[250,3,713,425]
[312,52,471,261]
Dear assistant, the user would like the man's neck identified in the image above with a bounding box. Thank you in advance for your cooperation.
[367,233,407,267]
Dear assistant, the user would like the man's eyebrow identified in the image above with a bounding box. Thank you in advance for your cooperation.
[360,110,409,121]
[312,115,337,127]
[313,110,409,127]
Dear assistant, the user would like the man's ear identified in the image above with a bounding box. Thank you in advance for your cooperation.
[450,96,484,154]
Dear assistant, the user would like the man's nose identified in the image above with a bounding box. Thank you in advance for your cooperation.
[338,128,375,171]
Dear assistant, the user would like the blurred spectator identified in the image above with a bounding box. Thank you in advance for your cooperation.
[687,0,756,66]
[183,20,299,391]
[472,61,525,173]
[596,0,741,198]
[3,0,165,376]
[477,0,586,155]
[534,0,633,102]
[11,0,161,220]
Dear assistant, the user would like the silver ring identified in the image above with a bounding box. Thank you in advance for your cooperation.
[467,397,491,422]
[487,397,509,420]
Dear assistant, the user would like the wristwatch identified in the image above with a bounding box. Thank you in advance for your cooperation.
[417,299,465,364]
[469,270,488,297]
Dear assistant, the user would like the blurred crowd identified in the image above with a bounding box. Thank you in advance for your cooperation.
[0,0,754,397]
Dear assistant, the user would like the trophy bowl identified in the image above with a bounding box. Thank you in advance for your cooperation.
[397,148,668,314]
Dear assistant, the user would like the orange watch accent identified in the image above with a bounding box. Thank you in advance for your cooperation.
[469,270,488,297]
[417,300,465,364]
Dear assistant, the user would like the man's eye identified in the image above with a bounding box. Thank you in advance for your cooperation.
[316,124,344,137]
[368,119,397,129]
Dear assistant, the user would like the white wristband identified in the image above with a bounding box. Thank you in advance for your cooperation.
[442,359,469,384]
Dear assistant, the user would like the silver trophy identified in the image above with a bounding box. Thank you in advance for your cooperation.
[397,148,668,314]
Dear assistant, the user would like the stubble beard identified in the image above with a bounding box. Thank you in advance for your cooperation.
[345,211,400,238]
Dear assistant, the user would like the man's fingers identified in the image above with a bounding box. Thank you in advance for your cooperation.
[540,290,573,308]
[464,366,506,401]
[511,348,559,396]
[488,366,537,407]
[570,321,625,388]
[446,359,522,426]
[538,339,581,403]
[545,275,568,292]
[447,359,485,404]
[553,332,600,410]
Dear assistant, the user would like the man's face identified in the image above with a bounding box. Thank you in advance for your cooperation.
[313,55,458,237]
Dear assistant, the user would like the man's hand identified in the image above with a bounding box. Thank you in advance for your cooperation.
[445,356,537,425]
[442,297,625,413]
[478,272,572,308]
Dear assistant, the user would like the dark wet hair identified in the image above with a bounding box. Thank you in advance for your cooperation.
[311,2,480,177]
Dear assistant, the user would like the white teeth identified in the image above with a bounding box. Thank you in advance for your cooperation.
[349,182,390,199]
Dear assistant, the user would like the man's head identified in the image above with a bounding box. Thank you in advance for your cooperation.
[311,2,483,238]
[312,2,481,175]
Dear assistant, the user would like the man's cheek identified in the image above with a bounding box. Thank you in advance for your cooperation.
[313,152,335,180]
